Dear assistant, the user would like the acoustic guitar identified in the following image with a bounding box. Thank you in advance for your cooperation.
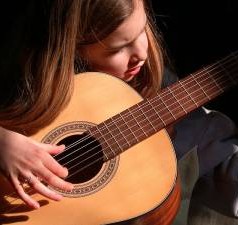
[0,51,237,225]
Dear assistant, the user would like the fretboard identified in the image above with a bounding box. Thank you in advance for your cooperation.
[90,51,238,160]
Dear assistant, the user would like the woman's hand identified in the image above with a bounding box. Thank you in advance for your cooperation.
[0,127,73,209]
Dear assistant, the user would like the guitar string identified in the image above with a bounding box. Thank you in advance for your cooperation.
[5,51,238,172]
[55,72,238,172]
[53,50,238,170]
[54,51,238,164]
[64,69,238,177]
[3,68,238,214]
[2,52,238,212]
[2,60,238,213]
[59,51,238,155]
[55,55,238,166]
[2,53,238,200]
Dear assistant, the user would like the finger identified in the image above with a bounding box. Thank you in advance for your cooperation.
[34,141,65,155]
[29,175,66,201]
[36,166,73,191]
[11,175,40,209]
[33,164,74,191]
[42,153,69,178]
[30,141,68,178]
[37,143,69,177]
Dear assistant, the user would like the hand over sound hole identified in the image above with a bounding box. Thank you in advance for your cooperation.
[55,133,104,184]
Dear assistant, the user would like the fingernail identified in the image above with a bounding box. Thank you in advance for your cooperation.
[55,194,63,201]
[63,167,69,177]
[65,183,74,191]
[69,183,74,190]
[33,202,40,209]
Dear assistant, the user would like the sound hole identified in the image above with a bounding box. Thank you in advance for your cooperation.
[55,133,104,183]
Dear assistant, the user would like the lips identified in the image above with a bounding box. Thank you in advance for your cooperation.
[126,66,141,75]
[125,62,144,76]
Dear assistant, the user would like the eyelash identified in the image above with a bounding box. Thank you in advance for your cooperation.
[108,48,124,55]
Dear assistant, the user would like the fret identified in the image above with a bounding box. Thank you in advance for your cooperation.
[121,108,141,142]
[158,94,177,120]
[171,84,195,113]
[138,105,156,133]
[96,121,122,159]
[88,126,112,161]
[143,99,166,129]
[161,91,177,117]
[116,114,133,146]
[192,72,211,100]
[112,116,131,148]
[167,86,187,119]
[87,51,238,161]
[129,105,150,136]
[137,115,154,136]
[120,109,139,146]
[127,106,148,141]
[208,68,225,94]
[95,125,114,160]
[197,67,224,95]
[209,75,224,95]
[206,66,233,96]
[207,86,224,99]
[183,75,208,106]
[147,99,167,127]
[178,80,198,108]
[218,60,237,86]
[201,81,220,100]
[168,86,187,114]
[151,97,173,124]
[106,118,126,152]
[96,123,113,142]
[148,99,167,128]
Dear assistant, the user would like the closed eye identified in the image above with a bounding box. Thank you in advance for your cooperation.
[106,47,125,55]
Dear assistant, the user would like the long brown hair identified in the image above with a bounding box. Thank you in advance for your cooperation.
[0,0,165,135]
[0,1,78,134]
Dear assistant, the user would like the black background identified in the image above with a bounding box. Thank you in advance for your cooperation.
[151,0,238,125]
[0,1,237,124]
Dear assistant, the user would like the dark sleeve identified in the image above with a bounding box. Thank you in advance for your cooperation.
[162,68,179,88]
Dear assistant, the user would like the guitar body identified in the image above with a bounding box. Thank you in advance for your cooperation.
[0,72,180,225]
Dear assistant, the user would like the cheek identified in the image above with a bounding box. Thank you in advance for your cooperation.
[92,55,129,77]
[143,34,149,51]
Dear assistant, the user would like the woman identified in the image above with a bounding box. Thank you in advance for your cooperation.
[0,0,237,223]
[0,0,166,209]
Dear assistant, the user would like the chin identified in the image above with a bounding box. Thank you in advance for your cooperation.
[125,76,134,82]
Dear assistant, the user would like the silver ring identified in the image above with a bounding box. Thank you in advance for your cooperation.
[19,175,32,184]
[24,176,32,184]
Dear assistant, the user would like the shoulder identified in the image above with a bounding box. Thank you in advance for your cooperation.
[162,68,178,88]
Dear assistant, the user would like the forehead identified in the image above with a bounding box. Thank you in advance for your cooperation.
[101,0,147,46]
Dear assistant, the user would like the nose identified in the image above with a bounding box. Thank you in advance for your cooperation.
[129,32,148,65]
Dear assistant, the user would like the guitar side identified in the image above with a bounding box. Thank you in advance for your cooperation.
[0,72,180,225]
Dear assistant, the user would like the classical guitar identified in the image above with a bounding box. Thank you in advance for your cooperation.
[0,52,237,225]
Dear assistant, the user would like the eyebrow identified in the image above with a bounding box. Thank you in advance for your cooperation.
[105,18,148,51]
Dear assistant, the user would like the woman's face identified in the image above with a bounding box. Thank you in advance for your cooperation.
[81,0,148,82]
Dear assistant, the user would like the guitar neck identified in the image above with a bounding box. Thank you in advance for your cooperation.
[90,51,238,160]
